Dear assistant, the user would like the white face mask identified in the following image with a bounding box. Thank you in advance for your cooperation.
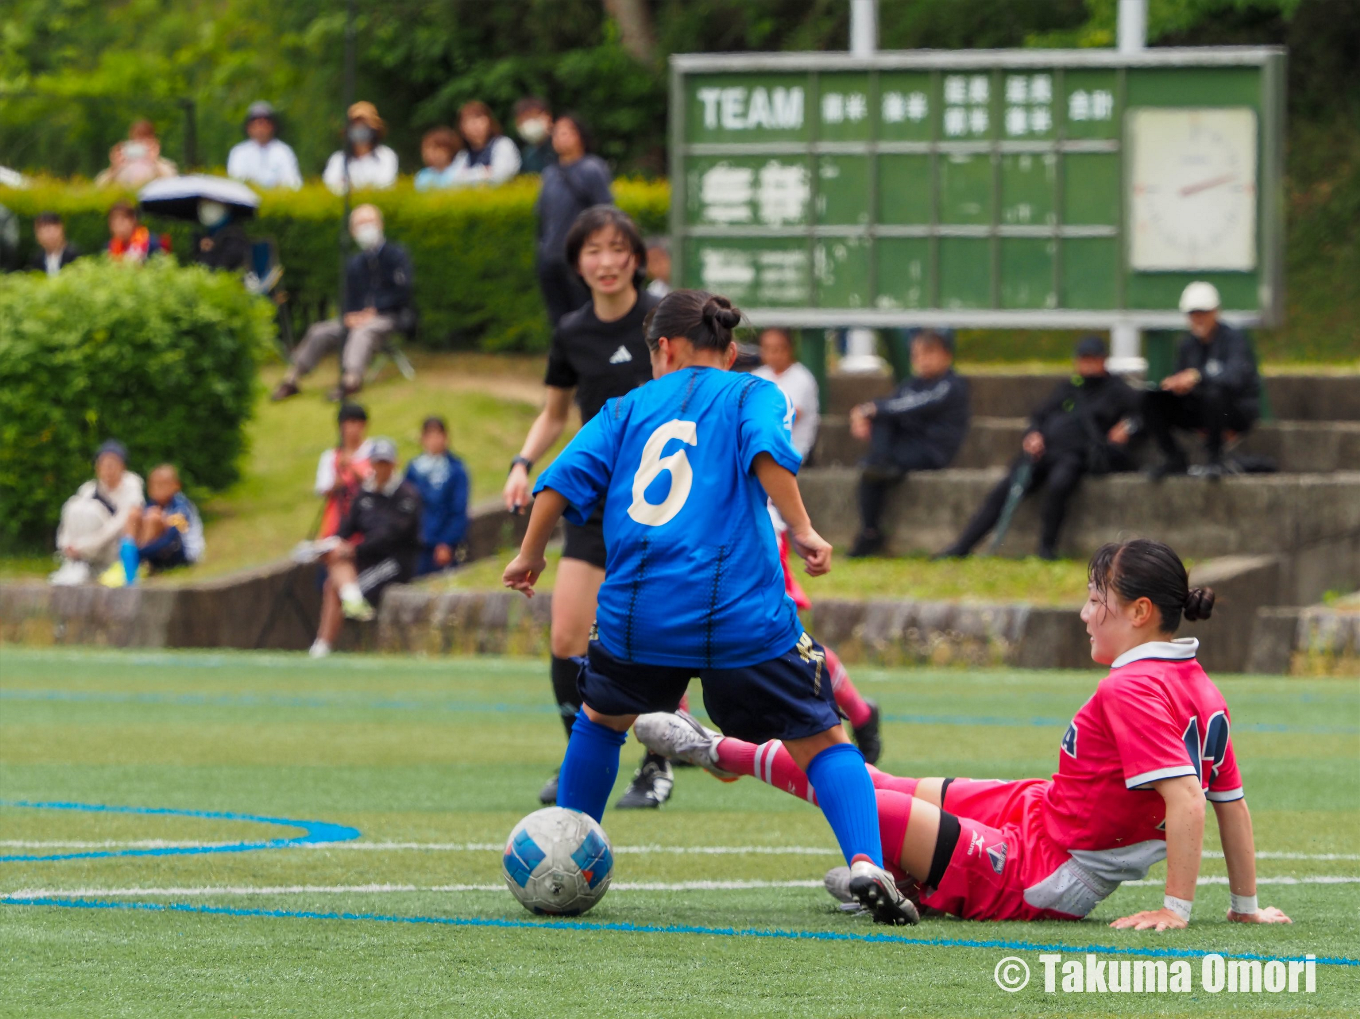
[517,117,549,145]
[353,223,384,251]
[198,200,228,228]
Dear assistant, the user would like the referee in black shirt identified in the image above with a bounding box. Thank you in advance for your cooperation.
[503,206,672,808]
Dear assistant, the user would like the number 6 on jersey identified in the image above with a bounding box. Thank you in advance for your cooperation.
[628,420,698,526]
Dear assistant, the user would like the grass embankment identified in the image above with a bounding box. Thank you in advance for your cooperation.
[432,547,1091,606]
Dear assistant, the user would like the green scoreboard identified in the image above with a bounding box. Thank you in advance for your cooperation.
[668,48,1286,328]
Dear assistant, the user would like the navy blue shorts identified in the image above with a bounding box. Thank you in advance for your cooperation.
[137,528,188,570]
[577,634,842,746]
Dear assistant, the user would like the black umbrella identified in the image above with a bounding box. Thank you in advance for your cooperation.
[138,175,261,222]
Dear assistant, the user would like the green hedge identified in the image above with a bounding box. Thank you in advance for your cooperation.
[0,177,671,353]
[0,258,273,549]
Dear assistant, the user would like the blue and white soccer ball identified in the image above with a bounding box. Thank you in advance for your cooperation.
[502,807,614,916]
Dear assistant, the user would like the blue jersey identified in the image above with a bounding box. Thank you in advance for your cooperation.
[535,367,803,669]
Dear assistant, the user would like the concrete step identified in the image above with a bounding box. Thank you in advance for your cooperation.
[826,372,1360,421]
[811,417,1360,473]
[799,467,1360,606]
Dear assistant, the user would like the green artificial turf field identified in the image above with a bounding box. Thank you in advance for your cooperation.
[1,648,1356,1017]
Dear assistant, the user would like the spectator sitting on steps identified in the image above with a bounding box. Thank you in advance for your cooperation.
[51,440,145,586]
[131,464,205,573]
[1143,281,1262,481]
[315,403,373,539]
[937,335,1141,561]
[310,438,422,659]
[29,212,81,276]
[847,330,971,558]
[404,416,469,576]
[271,205,413,402]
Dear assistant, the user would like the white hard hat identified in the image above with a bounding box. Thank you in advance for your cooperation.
[1179,281,1221,313]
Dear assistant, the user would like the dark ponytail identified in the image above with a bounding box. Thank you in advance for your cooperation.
[1088,538,1215,633]
[642,289,743,354]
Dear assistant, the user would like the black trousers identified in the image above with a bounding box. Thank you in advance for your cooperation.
[1143,386,1257,462]
[536,258,591,328]
[857,423,946,537]
[947,452,1086,557]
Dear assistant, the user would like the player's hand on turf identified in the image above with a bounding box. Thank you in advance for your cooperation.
[1110,908,1189,931]
[503,467,531,514]
[503,553,547,596]
[790,527,832,576]
[1228,905,1292,924]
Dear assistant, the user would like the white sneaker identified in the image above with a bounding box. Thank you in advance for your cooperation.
[824,865,855,904]
[308,639,332,659]
[848,858,919,925]
[340,592,375,621]
[49,560,90,586]
[633,709,738,780]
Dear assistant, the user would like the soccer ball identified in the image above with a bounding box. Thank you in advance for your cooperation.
[502,807,614,916]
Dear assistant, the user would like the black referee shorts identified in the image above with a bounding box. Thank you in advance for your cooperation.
[562,504,607,570]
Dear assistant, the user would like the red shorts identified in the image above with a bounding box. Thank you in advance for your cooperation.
[909,778,1086,922]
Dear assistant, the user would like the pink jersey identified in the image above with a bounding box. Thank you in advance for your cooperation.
[1042,639,1243,861]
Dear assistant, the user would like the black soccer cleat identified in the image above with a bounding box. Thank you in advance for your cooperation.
[848,859,920,925]
[538,771,559,805]
[852,700,883,765]
[615,752,674,809]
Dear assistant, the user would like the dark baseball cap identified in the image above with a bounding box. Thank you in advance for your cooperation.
[94,439,128,465]
[1075,335,1108,358]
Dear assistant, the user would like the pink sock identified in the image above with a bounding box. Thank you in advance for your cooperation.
[714,737,817,805]
[875,788,914,880]
[678,690,691,713]
[827,647,873,728]
[867,764,919,797]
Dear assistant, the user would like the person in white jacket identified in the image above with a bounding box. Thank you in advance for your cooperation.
[323,102,399,195]
[448,101,521,186]
[227,102,302,190]
[51,440,145,585]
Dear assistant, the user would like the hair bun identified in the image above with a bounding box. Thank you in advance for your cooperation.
[702,295,743,331]
[1183,586,1215,622]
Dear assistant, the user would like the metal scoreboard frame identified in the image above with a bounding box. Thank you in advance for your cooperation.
[668,47,1286,331]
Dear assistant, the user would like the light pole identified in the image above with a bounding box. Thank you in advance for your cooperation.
[1110,0,1149,374]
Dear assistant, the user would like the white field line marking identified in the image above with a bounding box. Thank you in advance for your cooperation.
[3,841,1357,861]
[3,880,827,899]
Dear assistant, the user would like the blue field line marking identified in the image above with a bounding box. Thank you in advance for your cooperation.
[3,690,1353,734]
[0,801,360,863]
[2,896,1355,968]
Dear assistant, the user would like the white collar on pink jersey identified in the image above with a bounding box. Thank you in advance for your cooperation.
[1111,637,1199,669]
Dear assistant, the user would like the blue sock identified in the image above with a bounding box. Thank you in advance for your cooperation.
[119,537,140,586]
[805,742,883,867]
[555,708,628,822]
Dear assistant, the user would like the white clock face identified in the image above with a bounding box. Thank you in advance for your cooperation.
[1128,107,1257,271]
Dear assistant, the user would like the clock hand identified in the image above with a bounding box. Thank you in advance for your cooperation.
[1179,172,1236,198]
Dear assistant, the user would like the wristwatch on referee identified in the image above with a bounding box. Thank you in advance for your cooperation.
[509,455,534,475]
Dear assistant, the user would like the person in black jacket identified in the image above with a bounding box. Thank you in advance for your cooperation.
[310,438,421,658]
[1144,281,1262,480]
[939,336,1140,561]
[272,204,414,402]
[847,330,971,557]
[29,212,81,276]
[190,200,251,273]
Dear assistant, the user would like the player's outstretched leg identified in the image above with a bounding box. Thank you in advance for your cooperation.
[793,737,918,925]
[556,707,630,823]
[826,648,882,764]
